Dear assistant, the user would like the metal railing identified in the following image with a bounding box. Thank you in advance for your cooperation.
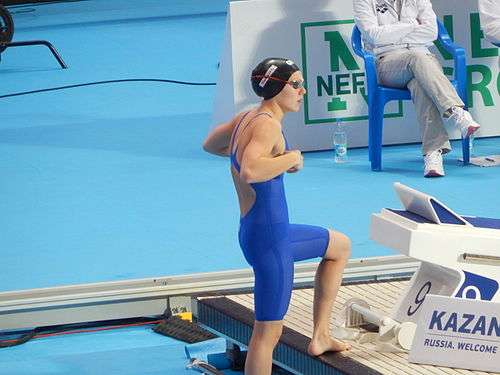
[0,255,419,330]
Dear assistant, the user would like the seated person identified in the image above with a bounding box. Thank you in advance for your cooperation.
[479,0,500,46]
[353,0,480,177]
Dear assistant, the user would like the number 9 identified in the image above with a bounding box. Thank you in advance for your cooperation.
[407,281,432,316]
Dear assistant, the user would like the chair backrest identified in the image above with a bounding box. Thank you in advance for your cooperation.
[351,25,363,58]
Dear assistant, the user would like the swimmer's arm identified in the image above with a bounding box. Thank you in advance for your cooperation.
[202,120,236,157]
[240,122,300,183]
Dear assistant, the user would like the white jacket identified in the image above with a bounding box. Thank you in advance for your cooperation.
[353,0,438,56]
[479,0,500,45]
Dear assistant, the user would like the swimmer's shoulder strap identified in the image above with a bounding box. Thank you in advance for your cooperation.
[231,112,273,153]
[229,111,251,154]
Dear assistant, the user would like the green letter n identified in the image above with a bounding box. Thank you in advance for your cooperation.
[324,31,360,71]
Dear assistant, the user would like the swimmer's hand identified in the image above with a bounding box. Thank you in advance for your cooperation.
[285,150,303,173]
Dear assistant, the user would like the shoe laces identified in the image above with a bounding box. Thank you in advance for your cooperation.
[451,106,476,126]
[425,149,442,167]
[449,106,466,123]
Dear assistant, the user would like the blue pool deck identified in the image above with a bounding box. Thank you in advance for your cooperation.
[0,1,499,374]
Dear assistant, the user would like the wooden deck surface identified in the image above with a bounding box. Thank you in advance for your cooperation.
[225,281,494,375]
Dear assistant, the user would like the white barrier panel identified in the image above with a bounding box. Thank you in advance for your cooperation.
[409,294,500,373]
[214,0,499,151]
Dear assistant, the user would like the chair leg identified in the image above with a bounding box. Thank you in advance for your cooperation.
[368,106,376,162]
[369,104,385,171]
[462,137,470,165]
[368,119,373,162]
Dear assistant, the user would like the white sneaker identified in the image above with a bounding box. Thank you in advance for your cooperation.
[447,106,480,138]
[424,149,445,177]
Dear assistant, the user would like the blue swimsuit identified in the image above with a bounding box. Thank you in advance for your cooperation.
[230,112,330,321]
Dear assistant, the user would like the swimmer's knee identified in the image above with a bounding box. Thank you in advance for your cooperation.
[252,321,283,343]
[326,229,351,261]
[338,232,352,260]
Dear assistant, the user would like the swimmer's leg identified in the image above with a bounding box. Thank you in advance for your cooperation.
[244,240,293,375]
[245,320,283,375]
[308,229,352,356]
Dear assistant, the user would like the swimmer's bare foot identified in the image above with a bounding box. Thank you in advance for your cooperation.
[307,334,351,356]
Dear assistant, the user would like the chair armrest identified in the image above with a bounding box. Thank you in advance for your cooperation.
[351,25,379,97]
[361,51,379,97]
[436,20,466,62]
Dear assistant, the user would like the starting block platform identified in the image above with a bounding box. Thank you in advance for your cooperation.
[195,279,495,375]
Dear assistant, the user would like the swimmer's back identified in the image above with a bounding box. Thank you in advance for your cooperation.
[229,110,286,217]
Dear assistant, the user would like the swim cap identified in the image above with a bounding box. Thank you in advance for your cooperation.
[251,58,300,100]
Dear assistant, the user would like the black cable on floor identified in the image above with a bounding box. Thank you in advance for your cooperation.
[5,0,89,9]
[0,316,162,348]
[0,78,217,99]
[0,331,36,348]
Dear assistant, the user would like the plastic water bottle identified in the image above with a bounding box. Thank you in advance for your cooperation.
[334,120,347,163]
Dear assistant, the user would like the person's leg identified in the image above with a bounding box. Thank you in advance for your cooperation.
[407,52,480,137]
[376,51,414,88]
[407,78,451,177]
[377,51,464,177]
[286,224,351,355]
[245,321,283,375]
[378,51,480,136]
[307,229,351,355]
[407,78,451,156]
[244,231,294,374]
[407,52,463,114]
[379,52,452,155]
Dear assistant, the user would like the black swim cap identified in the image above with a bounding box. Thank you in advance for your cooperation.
[251,57,300,100]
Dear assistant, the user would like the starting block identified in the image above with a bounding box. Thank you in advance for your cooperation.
[367,183,500,372]
[371,182,499,322]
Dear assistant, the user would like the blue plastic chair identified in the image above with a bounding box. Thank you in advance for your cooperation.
[351,20,470,171]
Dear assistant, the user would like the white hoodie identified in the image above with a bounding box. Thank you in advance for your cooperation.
[353,0,438,57]
[479,0,500,45]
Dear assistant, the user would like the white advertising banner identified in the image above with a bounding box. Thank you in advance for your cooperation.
[214,0,499,151]
[409,294,500,373]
